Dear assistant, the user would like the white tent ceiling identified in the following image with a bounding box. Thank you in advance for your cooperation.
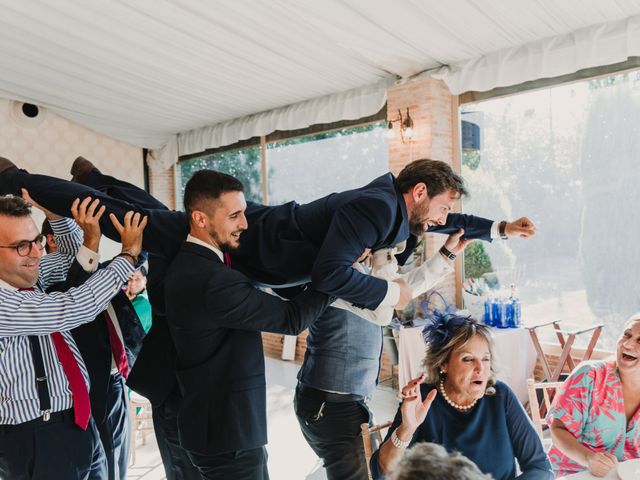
[2,0,640,159]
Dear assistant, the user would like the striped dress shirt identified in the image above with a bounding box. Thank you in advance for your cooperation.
[0,218,134,424]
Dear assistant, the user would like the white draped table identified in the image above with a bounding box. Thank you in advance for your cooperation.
[397,326,537,404]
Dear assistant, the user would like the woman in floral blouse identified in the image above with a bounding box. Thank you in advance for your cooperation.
[548,314,640,477]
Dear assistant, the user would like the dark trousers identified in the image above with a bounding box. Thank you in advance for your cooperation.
[152,387,201,480]
[0,167,187,259]
[294,386,372,480]
[0,412,107,480]
[96,373,130,480]
[188,446,270,480]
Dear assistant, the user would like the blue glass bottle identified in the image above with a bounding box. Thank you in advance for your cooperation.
[483,297,493,326]
[508,284,521,328]
[492,297,505,328]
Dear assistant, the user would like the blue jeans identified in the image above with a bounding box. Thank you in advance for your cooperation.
[294,385,372,480]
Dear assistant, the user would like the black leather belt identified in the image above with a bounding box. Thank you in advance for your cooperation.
[296,383,365,403]
[0,409,74,435]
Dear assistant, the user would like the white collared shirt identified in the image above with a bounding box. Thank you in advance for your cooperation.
[186,234,224,263]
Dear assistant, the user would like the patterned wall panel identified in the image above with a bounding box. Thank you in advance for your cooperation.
[0,98,143,184]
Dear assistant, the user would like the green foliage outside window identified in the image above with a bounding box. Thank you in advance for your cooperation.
[178,147,263,209]
[463,241,494,280]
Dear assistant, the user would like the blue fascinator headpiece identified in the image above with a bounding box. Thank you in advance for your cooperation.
[420,290,473,349]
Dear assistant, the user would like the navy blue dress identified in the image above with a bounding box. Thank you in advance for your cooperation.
[370,381,553,479]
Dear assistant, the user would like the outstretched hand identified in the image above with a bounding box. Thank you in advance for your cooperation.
[110,211,147,258]
[505,217,536,238]
[399,378,437,435]
[71,197,105,252]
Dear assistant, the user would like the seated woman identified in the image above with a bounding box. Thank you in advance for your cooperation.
[370,314,552,479]
[548,314,640,477]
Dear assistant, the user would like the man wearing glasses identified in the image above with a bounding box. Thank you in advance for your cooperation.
[0,194,147,480]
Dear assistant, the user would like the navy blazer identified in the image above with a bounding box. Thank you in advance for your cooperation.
[165,241,331,455]
[232,173,492,309]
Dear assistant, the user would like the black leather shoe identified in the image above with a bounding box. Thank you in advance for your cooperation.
[70,156,97,182]
[0,156,17,174]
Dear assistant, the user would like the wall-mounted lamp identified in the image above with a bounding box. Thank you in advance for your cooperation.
[386,108,414,143]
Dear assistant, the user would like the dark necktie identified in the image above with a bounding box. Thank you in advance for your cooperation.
[103,310,129,378]
[224,252,231,267]
[20,287,91,430]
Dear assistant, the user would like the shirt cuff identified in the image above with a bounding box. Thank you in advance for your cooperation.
[76,245,100,272]
[490,221,500,240]
[380,280,400,307]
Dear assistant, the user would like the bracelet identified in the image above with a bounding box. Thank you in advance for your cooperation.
[499,220,508,240]
[117,252,139,265]
[439,245,456,261]
[390,429,411,449]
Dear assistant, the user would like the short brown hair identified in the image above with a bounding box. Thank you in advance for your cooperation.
[395,159,467,198]
[0,195,32,217]
[183,169,244,218]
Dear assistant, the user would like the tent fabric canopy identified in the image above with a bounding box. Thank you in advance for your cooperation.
[1,0,640,168]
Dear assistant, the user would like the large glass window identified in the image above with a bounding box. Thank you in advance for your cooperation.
[177,145,263,210]
[461,70,640,350]
[266,123,388,204]
[177,121,388,209]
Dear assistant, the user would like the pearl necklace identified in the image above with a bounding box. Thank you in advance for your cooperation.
[439,378,478,412]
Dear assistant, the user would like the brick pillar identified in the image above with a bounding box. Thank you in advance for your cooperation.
[387,77,460,306]
[148,164,176,210]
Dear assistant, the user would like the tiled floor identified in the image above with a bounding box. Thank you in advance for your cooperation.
[127,356,399,479]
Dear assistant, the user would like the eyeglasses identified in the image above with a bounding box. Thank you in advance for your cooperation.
[0,234,46,257]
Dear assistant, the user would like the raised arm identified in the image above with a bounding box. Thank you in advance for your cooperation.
[0,207,146,336]
[204,270,331,335]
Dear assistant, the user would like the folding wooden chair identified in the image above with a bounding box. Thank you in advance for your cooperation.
[129,391,154,466]
[525,320,603,382]
[361,421,392,480]
[526,378,563,449]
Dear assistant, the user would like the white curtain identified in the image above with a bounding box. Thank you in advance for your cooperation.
[149,80,389,170]
[434,15,640,95]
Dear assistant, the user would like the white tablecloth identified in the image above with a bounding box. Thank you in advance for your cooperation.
[398,326,537,404]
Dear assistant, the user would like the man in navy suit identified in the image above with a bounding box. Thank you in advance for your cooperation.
[164,170,332,479]
[0,157,533,307]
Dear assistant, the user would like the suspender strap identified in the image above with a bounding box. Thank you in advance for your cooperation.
[28,336,52,420]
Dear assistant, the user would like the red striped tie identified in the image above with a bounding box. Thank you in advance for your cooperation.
[103,311,130,378]
[20,287,91,429]
[224,252,231,267]
[50,332,91,430]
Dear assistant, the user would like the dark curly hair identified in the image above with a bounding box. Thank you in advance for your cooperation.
[395,159,467,198]
[0,195,32,217]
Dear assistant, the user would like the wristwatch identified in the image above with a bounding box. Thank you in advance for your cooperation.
[439,245,456,261]
[499,220,508,240]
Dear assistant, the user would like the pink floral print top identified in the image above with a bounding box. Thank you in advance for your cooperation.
[547,360,640,476]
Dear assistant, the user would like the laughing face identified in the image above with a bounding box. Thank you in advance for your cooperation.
[616,318,640,372]
[0,215,42,289]
[200,191,248,252]
[408,189,457,236]
[441,334,492,404]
